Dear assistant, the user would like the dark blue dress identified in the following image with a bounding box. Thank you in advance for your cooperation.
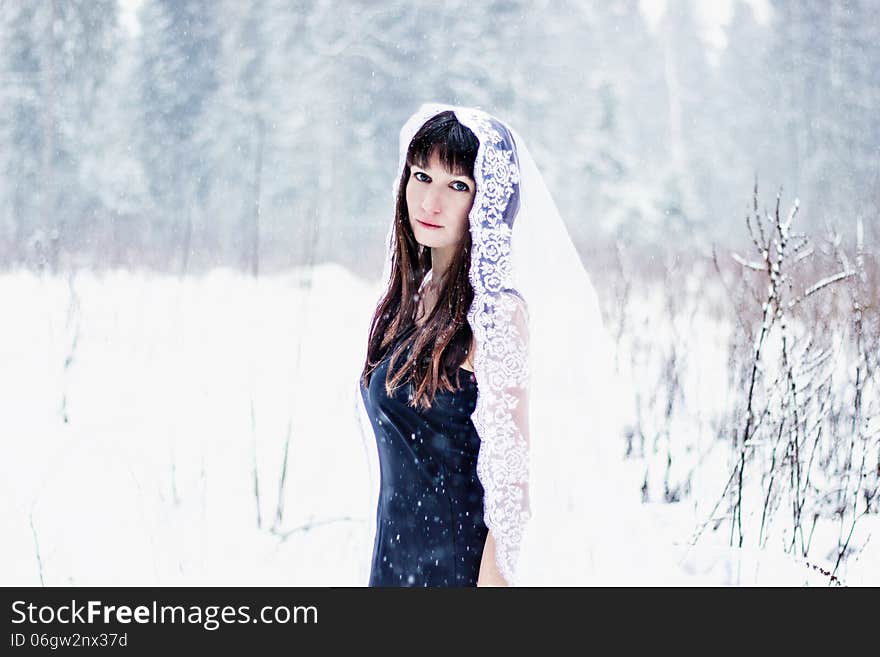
[360,331,488,587]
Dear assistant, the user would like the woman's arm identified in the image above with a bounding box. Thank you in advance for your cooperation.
[477,532,509,587]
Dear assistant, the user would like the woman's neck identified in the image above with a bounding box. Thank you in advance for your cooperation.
[429,246,454,284]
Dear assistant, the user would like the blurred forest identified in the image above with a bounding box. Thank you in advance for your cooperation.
[0,0,877,278]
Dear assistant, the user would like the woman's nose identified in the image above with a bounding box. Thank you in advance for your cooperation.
[421,188,442,214]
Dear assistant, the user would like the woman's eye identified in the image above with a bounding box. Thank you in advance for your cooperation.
[412,171,468,192]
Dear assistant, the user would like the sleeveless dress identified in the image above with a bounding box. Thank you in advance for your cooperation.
[360,328,488,587]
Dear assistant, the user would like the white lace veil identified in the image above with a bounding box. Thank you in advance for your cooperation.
[355,102,634,585]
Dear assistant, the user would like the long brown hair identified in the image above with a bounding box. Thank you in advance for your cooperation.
[360,111,479,409]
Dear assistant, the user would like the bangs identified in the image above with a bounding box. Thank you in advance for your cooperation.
[406,111,478,179]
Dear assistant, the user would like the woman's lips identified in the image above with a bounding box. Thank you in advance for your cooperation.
[417,219,443,229]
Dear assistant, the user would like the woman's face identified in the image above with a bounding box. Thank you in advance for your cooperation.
[406,150,476,252]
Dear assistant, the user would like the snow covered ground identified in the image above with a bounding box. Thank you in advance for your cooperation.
[2,263,875,586]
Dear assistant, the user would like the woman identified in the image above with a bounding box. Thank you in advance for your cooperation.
[359,103,614,588]
[359,109,503,586]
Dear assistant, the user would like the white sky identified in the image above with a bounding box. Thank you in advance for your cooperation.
[118,0,143,37]
[119,0,772,47]
[641,0,771,48]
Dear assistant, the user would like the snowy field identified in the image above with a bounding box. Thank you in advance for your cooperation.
[2,263,876,586]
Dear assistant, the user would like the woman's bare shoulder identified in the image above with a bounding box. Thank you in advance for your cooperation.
[461,334,477,372]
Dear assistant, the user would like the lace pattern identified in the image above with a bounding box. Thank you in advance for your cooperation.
[461,112,530,586]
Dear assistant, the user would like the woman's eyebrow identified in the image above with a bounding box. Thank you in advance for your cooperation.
[412,164,473,181]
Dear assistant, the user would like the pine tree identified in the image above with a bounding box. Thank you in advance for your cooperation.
[0,0,119,269]
[137,0,221,271]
